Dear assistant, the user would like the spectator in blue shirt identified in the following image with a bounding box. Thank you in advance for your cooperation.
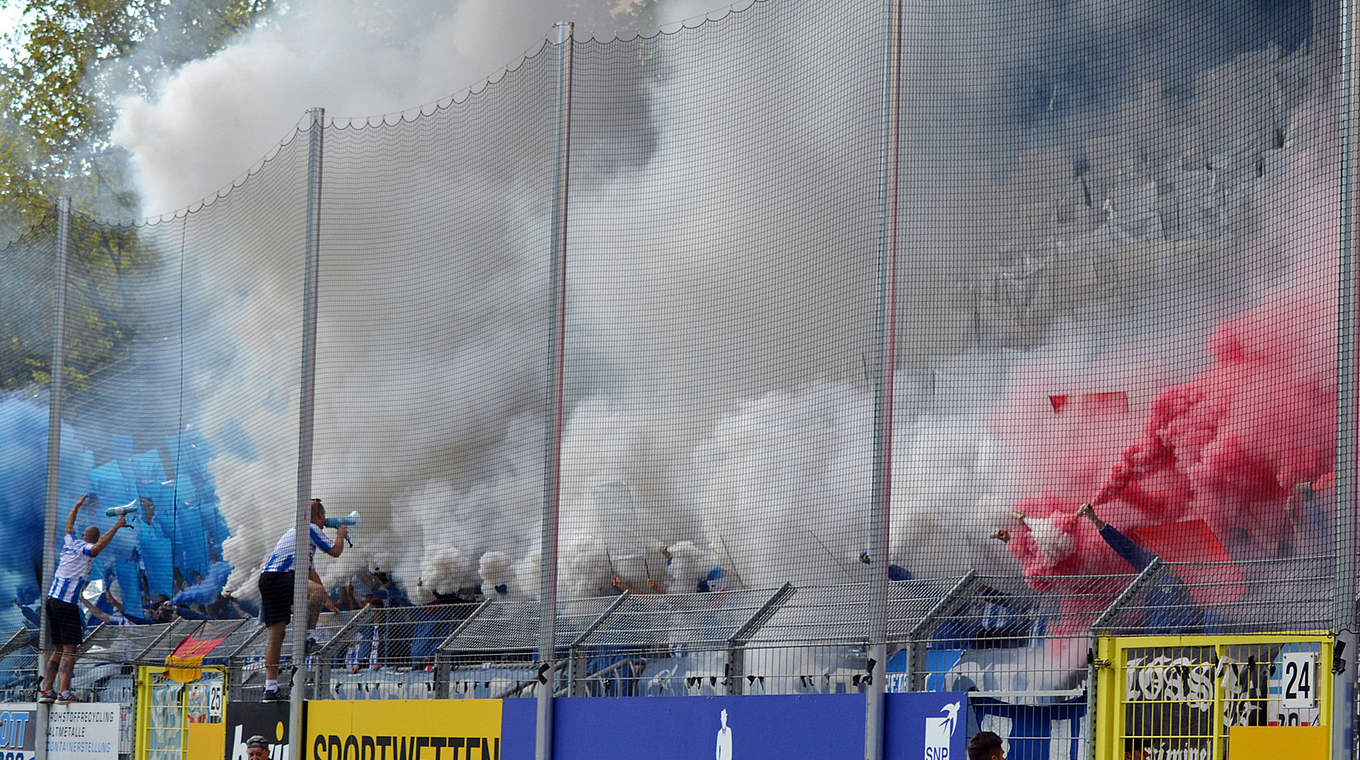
[1077,503,1201,632]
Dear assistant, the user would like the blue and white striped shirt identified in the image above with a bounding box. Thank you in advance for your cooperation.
[262,523,334,574]
[48,533,95,604]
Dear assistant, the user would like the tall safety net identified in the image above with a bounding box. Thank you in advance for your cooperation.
[0,0,1350,733]
[562,0,885,599]
[53,131,310,631]
[0,210,57,690]
[309,50,561,615]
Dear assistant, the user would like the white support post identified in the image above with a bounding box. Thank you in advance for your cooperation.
[865,1,904,758]
[536,21,574,760]
[36,196,71,760]
[289,106,326,760]
[1333,0,1359,755]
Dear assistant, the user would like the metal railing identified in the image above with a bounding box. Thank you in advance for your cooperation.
[1,558,1330,710]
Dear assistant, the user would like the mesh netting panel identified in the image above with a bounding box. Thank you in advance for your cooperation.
[560,0,886,605]
[440,596,621,653]
[0,0,1348,717]
[81,619,184,664]
[907,573,1138,697]
[918,573,1135,645]
[57,131,309,622]
[0,210,57,638]
[882,0,1345,625]
[579,587,779,649]
[0,209,58,393]
[171,132,310,609]
[306,49,561,608]
[307,602,481,670]
[1095,557,1335,636]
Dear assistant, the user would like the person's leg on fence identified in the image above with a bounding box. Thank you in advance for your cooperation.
[264,622,286,682]
[42,596,83,700]
[40,646,60,696]
[56,644,77,695]
[259,570,294,698]
[307,579,326,630]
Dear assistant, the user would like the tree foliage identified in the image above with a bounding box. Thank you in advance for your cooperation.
[0,0,272,391]
[0,0,663,392]
[1,0,272,229]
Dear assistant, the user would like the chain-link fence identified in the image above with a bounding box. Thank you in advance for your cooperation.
[0,555,1337,699]
[0,2,1353,757]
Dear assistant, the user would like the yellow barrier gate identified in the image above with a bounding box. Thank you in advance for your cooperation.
[1094,633,1332,760]
[134,665,226,760]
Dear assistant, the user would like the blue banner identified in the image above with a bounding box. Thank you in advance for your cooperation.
[885,692,969,760]
[501,691,973,760]
[501,699,535,760]
[548,694,864,759]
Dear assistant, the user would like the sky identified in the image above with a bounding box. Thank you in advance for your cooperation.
[0,5,23,56]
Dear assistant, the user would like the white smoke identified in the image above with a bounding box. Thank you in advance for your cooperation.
[660,540,709,592]
[114,1,641,216]
[107,0,1334,605]
[477,550,521,597]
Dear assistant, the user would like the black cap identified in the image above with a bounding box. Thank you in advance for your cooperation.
[246,735,268,749]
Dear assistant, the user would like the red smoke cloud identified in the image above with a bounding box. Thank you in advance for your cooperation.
[1001,131,1341,599]
[1091,290,1336,541]
[1003,282,1338,602]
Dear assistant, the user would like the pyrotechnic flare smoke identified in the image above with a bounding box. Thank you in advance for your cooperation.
[95,0,1330,605]
[1001,141,1341,600]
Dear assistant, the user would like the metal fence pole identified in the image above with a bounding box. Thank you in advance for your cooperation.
[1087,562,1167,758]
[1333,0,1360,755]
[289,106,326,760]
[35,196,71,760]
[536,20,574,760]
[865,0,904,757]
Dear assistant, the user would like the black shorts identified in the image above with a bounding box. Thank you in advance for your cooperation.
[259,571,296,626]
[46,597,83,647]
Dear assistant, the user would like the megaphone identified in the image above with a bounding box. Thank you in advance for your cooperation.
[81,578,105,604]
[105,499,140,523]
[324,510,360,546]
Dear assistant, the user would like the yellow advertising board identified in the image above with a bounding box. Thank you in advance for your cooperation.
[305,700,503,760]
[1227,726,1327,759]
[184,722,225,760]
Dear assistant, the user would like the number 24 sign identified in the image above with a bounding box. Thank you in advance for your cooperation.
[1280,651,1315,710]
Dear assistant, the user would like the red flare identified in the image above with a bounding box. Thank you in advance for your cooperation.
[1010,287,1337,598]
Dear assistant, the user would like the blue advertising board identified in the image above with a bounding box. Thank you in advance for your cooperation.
[969,698,1086,760]
[886,649,965,693]
[501,691,972,760]
[501,699,536,760]
[885,692,969,760]
[548,694,864,759]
